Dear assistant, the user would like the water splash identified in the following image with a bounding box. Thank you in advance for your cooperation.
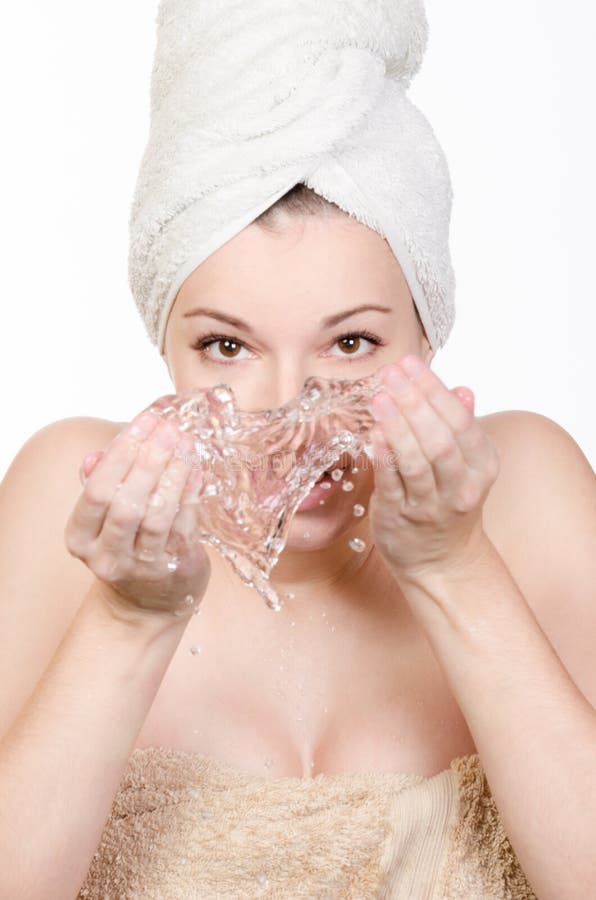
[147,372,384,610]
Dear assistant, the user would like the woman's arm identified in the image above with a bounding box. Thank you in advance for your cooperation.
[0,415,207,900]
[396,533,596,900]
[0,581,191,900]
[367,356,596,899]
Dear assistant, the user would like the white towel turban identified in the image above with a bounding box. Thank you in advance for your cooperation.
[128,0,456,358]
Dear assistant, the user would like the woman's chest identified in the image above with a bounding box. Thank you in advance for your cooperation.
[133,599,478,779]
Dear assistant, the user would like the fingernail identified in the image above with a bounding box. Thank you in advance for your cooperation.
[385,367,409,392]
[400,356,426,379]
[129,412,157,438]
[154,422,179,448]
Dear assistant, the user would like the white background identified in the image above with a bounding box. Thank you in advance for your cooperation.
[1,0,594,479]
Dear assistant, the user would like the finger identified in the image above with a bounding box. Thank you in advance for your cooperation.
[399,358,491,471]
[79,451,104,485]
[100,420,185,554]
[396,357,474,436]
[145,393,181,416]
[452,387,475,415]
[371,390,436,505]
[370,422,406,504]
[169,459,205,546]
[378,365,468,495]
[70,411,161,539]
[132,434,198,559]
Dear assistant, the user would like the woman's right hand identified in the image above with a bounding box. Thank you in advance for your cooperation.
[64,407,211,621]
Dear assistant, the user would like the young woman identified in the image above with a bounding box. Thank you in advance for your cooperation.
[1,185,595,899]
[3,0,596,889]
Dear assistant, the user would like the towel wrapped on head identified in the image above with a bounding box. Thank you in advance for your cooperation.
[128,0,456,358]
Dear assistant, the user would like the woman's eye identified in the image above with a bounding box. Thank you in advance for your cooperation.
[192,336,252,361]
[209,339,243,358]
[330,332,382,358]
[335,336,364,355]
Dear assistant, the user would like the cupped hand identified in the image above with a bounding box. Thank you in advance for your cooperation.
[65,405,211,621]
[367,355,499,582]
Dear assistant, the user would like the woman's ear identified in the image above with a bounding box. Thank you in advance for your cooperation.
[161,349,172,380]
[420,330,434,367]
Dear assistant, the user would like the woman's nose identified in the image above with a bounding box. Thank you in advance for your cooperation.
[247,374,312,412]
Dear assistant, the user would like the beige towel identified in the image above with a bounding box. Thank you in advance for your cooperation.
[77,749,536,899]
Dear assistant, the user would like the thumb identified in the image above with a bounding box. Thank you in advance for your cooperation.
[451,386,475,415]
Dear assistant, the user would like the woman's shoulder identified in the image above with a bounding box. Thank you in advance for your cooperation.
[478,407,596,710]
[478,406,593,564]
[0,414,131,744]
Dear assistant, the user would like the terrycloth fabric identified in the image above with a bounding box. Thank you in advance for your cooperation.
[128,0,456,358]
[77,748,537,899]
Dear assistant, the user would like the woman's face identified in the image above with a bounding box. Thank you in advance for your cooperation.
[163,212,433,552]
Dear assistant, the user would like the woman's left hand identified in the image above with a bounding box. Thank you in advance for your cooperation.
[367,355,500,582]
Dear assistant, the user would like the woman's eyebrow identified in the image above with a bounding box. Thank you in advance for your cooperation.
[183,303,393,333]
[322,304,393,328]
[183,307,255,333]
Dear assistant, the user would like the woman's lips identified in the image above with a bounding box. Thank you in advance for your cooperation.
[296,469,347,512]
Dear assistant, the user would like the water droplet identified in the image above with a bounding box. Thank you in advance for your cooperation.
[137,548,155,563]
[341,480,354,492]
[351,466,359,474]
[330,468,344,481]
[284,592,296,601]
[302,531,311,539]
[167,555,181,572]
[212,386,234,404]
[319,499,325,505]
[352,504,366,517]
[320,482,332,490]
[290,620,296,627]
[189,644,203,655]
[349,538,366,553]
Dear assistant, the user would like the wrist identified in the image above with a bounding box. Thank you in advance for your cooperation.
[392,531,496,591]
[86,579,198,634]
